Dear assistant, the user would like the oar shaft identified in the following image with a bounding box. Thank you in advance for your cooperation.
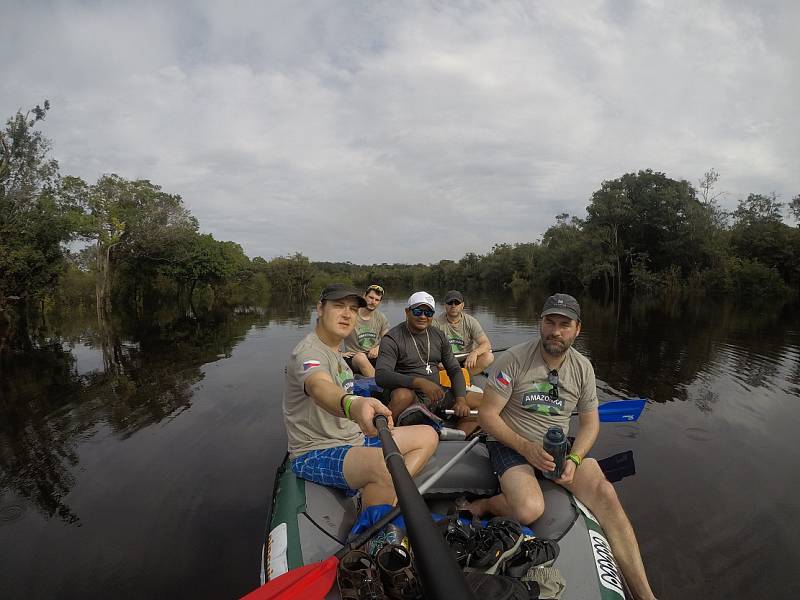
[375,416,476,600]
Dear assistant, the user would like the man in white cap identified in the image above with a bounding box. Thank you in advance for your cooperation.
[375,291,473,424]
[284,283,438,508]
[464,293,658,600]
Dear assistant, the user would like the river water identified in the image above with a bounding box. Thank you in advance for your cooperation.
[1,293,798,599]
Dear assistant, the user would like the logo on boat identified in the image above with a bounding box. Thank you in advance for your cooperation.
[521,384,564,414]
[588,530,625,598]
[303,360,321,371]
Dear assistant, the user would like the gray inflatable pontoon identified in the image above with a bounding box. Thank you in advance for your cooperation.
[262,440,628,599]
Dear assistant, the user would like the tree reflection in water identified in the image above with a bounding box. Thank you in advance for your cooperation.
[0,298,309,524]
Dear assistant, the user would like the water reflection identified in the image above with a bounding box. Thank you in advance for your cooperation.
[0,298,310,526]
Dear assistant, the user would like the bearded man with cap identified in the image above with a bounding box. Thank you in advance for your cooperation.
[284,283,438,508]
[464,293,658,600]
[375,291,475,424]
[432,290,494,376]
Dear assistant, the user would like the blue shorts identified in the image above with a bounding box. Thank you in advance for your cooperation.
[291,436,382,496]
[487,440,541,478]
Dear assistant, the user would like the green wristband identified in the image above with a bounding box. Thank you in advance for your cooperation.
[344,395,356,420]
[567,452,582,466]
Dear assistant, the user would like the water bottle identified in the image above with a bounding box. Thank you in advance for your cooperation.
[542,426,568,480]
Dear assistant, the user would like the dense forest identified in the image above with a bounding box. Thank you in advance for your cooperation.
[2,101,799,346]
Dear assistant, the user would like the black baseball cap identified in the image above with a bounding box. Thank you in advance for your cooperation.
[319,283,367,307]
[540,293,581,322]
[444,290,464,303]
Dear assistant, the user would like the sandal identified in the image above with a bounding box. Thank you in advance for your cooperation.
[376,543,423,600]
[503,538,560,578]
[469,517,523,575]
[436,513,477,567]
[337,549,384,600]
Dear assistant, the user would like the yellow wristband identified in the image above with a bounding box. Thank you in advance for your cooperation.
[344,395,356,420]
[567,452,582,466]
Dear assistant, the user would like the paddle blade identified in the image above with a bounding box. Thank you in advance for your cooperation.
[241,556,338,600]
[598,399,646,423]
[598,450,636,483]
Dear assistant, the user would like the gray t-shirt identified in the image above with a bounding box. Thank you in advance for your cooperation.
[432,312,486,353]
[375,323,467,398]
[283,331,364,458]
[343,309,389,353]
[485,339,598,444]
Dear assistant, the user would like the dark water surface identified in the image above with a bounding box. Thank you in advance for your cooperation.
[1,294,799,599]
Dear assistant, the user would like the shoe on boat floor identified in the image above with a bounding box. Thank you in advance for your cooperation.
[337,549,384,600]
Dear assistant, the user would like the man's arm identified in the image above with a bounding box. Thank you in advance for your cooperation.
[479,386,557,473]
[305,370,392,436]
[472,333,492,356]
[571,409,600,459]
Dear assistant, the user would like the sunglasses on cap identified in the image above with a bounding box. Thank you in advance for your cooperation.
[410,306,435,318]
[446,300,462,306]
[367,284,384,294]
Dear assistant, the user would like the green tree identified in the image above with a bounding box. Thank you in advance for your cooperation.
[0,102,78,315]
[730,193,797,287]
[584,169,712,297]
[65,174,198,314]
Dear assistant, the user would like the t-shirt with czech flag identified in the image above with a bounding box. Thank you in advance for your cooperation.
[283,331,364,458]
[485,338,598,445]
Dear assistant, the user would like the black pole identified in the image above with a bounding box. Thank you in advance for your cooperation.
[373,415,476,600]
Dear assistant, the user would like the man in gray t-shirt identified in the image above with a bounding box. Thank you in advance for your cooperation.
[342,284,389,378]
[283,283,438,508]
[464,294,657,600]
[431,290,494,375]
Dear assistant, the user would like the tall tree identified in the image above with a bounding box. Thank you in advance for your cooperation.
[0,102,77,315]
[64,174,198,315]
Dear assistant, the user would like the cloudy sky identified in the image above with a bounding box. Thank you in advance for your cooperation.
[2,0,798,263]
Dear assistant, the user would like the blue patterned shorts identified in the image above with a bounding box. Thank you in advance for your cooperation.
[291,436,382,496]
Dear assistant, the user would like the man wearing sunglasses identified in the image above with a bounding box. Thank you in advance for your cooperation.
[464,293,658,600]
[432,290,494,376]
[375,291,473,424]
[342,284,389,378]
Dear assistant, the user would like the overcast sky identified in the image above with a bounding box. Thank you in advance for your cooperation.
[3,0,798,263]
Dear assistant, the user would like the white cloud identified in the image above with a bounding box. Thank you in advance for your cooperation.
[2,0,798,263]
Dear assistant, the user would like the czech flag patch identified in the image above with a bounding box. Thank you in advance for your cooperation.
[495,371,511,387]
[303,360,322,371]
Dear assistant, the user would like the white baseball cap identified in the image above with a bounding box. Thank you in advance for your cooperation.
[405,291,435,310]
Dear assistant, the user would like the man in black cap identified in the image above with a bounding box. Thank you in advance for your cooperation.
[432,290,494,376]
[464,293,657,600]
[283,284,438,508]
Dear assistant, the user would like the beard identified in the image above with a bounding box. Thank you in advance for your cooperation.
[541,334,572,356]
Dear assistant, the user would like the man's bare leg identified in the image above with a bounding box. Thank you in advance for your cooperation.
[464,464,545,524]
[388,387,417,421]
[563,458,657,600]
[343,424,438,507]
[351,352,375,378]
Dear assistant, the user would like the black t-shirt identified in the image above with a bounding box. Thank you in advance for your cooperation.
[375,322,467,397]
